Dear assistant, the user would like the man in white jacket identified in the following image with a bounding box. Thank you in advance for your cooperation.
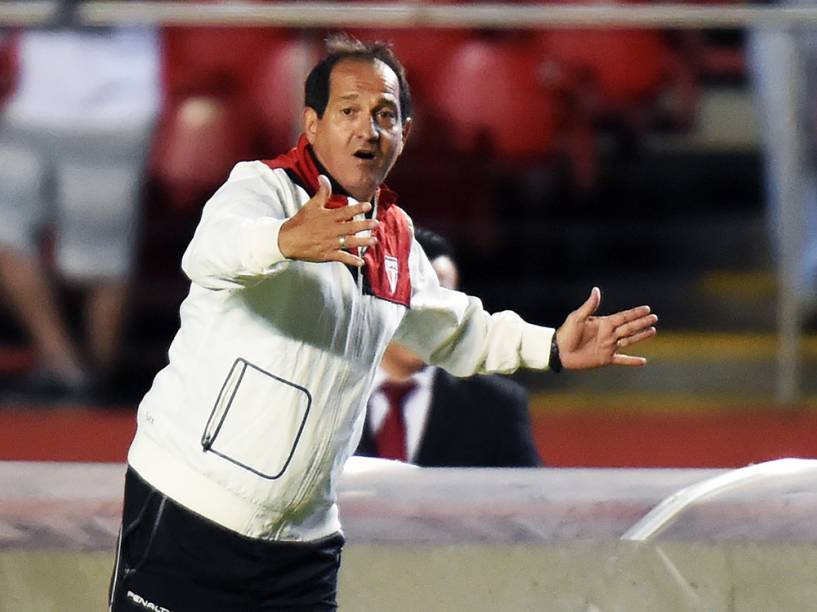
[110,35,657,612]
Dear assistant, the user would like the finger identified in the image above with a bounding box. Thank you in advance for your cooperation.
[575,286,601,320]
[334,201,372,220]
[342,235,378,250]
[606,305,652,328]
[617,327,657,348]
[330,250,365,267]
[315,174,332,205]
[611,354,647,367]
[341,219,380,235]
[615,314,658,339]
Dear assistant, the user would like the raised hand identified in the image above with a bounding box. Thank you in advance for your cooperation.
[277,175,379,267]
[555,287,658,370]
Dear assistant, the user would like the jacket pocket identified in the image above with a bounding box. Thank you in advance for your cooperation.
[201,358,312,480]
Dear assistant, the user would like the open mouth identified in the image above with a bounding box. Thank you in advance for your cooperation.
[353,150,376,160]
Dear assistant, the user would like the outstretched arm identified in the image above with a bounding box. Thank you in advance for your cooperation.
[555,287,658,370]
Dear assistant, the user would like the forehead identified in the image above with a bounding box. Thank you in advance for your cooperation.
[431,255,458,290]
[328,58,401,101]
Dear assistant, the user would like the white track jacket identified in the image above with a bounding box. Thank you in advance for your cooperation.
[128,138,556,542]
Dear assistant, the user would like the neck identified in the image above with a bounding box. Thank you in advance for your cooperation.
[380,357,422,382]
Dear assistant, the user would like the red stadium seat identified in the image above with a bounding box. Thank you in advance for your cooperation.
[250,38,319,157]
[536,29,671,111]
[525,0,700,134]
[156,24,298,209]
[431,37,565,159]
[150,95,255,211]
[162,26,287,97]
[343,28,469,100]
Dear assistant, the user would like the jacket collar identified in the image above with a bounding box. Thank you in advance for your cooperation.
[264,134,399,210]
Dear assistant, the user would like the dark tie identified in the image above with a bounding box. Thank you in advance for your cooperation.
[376,380,417,461]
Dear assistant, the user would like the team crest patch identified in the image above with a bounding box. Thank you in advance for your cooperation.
[384,256,399,294]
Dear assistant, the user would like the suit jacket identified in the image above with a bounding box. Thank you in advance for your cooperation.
[356,369,542,467]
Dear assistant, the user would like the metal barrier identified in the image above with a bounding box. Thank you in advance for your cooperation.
[1,2,817,29]
[3,460,817,610]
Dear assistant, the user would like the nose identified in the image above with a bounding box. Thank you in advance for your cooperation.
[356,113,379,142]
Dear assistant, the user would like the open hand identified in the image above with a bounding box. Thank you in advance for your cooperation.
[555,287,657,370]
[278,175,379,267]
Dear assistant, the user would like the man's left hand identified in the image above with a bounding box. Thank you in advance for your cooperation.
[555,287,658,370]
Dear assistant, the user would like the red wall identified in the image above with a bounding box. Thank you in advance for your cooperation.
[2,407,816,467]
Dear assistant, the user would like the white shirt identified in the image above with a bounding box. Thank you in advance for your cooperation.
[368,366,437,462]
[5,27,161,129]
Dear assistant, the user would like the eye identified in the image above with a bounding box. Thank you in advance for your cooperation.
[341,107,356,117]
[376,109,397,125]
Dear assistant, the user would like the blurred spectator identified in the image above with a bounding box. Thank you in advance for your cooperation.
[356,228,542,467]
[0,31,14,103]
[0,11,161,402]
[748,10,817,313]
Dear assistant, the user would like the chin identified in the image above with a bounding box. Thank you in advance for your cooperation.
[348,178,380,201]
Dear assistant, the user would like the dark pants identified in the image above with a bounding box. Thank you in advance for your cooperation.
[109,468,343,612]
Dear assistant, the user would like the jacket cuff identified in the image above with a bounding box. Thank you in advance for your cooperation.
[519,323,556,371]
[244,216,289,273]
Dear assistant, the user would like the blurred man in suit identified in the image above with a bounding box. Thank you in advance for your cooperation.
[357,228,542,467]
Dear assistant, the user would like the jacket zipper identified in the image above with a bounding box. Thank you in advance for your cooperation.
[201,360,244,449]
[273,196,374,537]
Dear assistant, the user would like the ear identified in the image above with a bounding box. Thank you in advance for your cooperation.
[303,107,319,144]
[398,117,413,154]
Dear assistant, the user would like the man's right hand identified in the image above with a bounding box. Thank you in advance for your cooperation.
[277,175,379,267]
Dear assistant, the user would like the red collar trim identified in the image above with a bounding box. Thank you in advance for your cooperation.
[263,134,398,210]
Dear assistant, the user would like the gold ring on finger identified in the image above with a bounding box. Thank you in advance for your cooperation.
[339,235,346,250]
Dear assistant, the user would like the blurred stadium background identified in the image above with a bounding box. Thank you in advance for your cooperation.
[1,0,816,468]
[2,1,817,610]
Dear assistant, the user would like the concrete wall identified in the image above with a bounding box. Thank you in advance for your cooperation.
[3,542,817,612]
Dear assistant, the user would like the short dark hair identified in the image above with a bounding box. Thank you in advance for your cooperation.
[414,227,455,263]
[304,33,412,121]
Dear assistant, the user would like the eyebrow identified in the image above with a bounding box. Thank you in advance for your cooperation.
[335,93,398,105]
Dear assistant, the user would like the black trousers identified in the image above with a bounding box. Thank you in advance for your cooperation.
[109,468,344,612]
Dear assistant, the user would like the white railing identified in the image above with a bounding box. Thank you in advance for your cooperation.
[0,2,816,29]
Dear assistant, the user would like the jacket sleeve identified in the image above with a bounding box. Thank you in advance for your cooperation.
[180,162,293,290]
[392,236,556,377]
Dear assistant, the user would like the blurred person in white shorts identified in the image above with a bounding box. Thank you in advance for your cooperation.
[0,23,161,401]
